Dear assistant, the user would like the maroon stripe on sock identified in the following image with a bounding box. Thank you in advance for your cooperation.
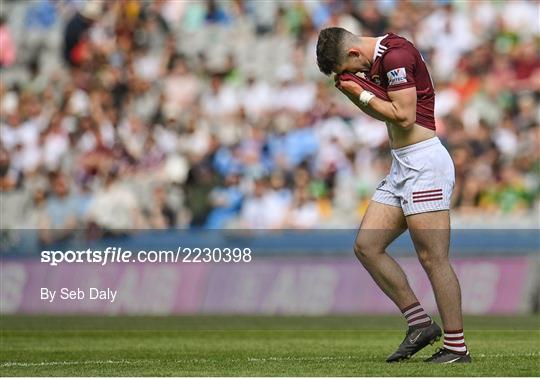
[444,335,464,341]
[444,329,464,334]
[408,314,430,323]
[405,308,424,318]
[401,302,420,313]
[444,341,466,347]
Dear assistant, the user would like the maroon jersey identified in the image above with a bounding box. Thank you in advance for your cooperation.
[368,33,436,130]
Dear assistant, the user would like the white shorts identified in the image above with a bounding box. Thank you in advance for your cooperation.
[372,137,455,216]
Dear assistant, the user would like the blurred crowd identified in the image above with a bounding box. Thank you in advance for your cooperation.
[0,0,539,240]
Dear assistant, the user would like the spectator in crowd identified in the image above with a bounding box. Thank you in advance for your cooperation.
[286,188,321,229]
[240,177,290,229]
[63,2,101,67]
[148,184,178,229]
[38,172,79,244]
[0,16,16,67]
[205,173,243,229]
[87,168,146,236]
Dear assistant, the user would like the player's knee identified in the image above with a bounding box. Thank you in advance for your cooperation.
[353,239,378,263]
[417,250,448,273]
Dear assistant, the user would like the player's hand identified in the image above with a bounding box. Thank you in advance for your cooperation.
[336,77,362,97]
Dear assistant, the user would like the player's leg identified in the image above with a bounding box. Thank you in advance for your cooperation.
[355,200,442,362]
[354,200,416,309]
[396,137,470,363]
[406,210,470,363]
[407,211,461,329]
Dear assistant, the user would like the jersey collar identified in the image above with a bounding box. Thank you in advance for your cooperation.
[373,34,389,62]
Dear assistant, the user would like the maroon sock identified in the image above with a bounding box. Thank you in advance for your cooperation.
[443,329,468,355]
[401,302,432,328]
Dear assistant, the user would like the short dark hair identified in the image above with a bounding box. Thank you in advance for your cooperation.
[316,27,355,75]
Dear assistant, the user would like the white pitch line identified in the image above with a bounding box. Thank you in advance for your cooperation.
[249,353,540,362]
[247,355,358,362]
[472,353,540,358]
[2,352,539,368]
[0,359,139,368]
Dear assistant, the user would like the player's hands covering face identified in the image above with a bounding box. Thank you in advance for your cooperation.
[334,74,363,97]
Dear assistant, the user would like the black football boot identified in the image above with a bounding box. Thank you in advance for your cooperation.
[386,321,442,363]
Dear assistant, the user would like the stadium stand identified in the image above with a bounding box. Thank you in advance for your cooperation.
[0,0,538,240]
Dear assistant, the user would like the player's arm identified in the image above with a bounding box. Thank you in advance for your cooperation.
[336,84,387,122]
[364,87,417,128]
[337,80,416,128]
[337,48,417,128]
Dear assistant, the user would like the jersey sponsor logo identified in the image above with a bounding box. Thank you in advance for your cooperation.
[387,67,407,86]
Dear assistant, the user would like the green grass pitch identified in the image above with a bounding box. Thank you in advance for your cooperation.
[1,315,539,376]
